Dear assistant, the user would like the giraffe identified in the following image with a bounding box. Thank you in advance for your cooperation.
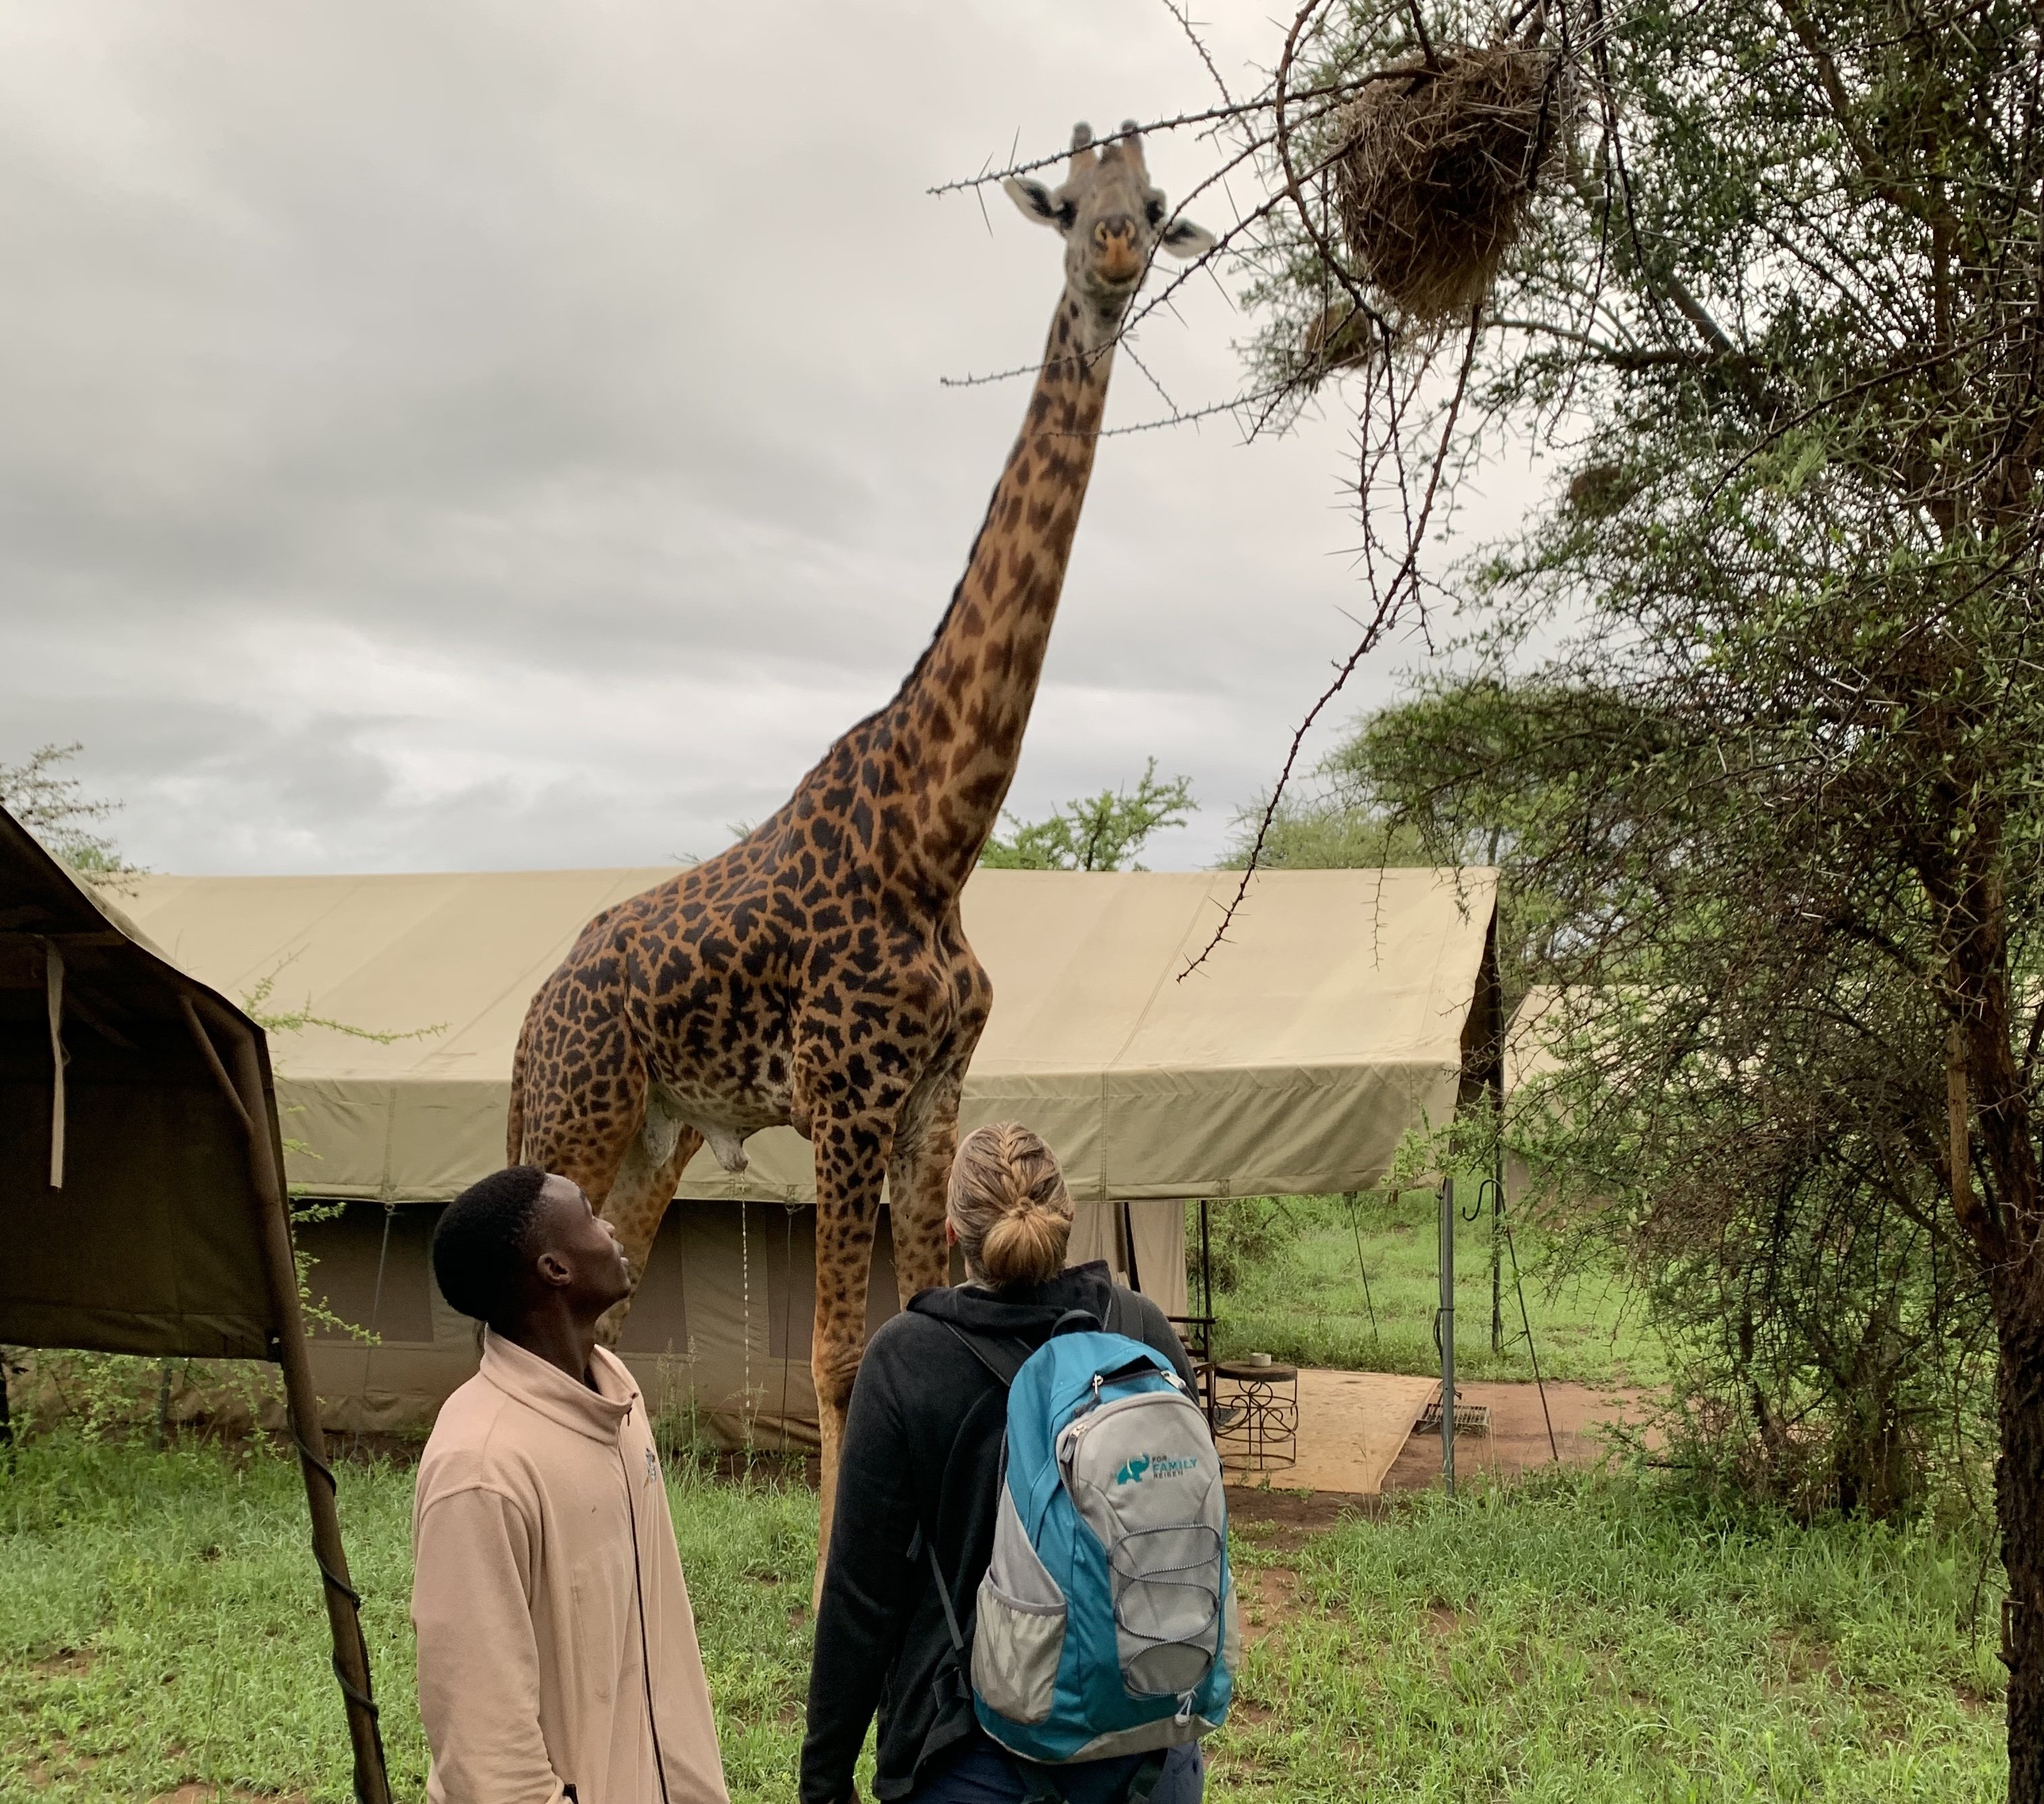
[508,120,1213,1563]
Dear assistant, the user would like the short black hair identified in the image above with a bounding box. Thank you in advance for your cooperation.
[432,1165,552,1327]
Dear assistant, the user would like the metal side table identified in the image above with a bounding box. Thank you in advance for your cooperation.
[1212,1359,1298,1475]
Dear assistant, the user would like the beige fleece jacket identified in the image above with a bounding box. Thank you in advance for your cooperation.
[411,1331,729,1804]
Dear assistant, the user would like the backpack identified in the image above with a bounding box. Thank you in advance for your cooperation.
[927,1304,1239,1774]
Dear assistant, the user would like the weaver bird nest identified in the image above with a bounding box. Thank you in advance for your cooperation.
[1331,42,1574,328]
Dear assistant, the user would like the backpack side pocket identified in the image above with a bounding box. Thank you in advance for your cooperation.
[972,1482,1067,1725]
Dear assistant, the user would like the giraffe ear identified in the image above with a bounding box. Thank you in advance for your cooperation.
[1005,176,1071,231]
[1159,216,1217,259]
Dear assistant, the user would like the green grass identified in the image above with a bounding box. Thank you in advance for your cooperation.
[1216,1470,2007,1801]
[0,1436,2005,1801]
[0,1434,820,1803]
[1207,1188,1667,1386]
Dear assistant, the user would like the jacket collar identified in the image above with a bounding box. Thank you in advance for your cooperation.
[907,1261,1117,1338]
[480,1328,636,1444]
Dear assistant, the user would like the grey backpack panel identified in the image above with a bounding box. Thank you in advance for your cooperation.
[1058,1388,1228,1700]
[974,1480,1068,1724]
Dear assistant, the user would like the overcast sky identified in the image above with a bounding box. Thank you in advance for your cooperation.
[1,0,1542,875]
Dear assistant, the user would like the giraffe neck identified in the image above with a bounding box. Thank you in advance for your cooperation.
[886,289,1117,896]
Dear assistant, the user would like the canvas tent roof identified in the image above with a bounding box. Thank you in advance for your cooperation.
[1506,986,1565,1097]
[114,864,1499,1206]
[0,816,287,1360]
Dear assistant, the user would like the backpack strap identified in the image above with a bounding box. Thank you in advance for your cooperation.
[916,1294,1133,1652]
[938,1320,1031,1388]
[917,1528,969,1661]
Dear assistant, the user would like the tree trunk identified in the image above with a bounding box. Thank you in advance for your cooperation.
[2001,1296,2044,1803]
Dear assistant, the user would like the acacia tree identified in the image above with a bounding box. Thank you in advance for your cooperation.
[979,758,1196,871]
[1199,0,2044,1774]
[0,743,138,881]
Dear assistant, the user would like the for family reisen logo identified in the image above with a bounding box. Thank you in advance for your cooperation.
[1114,1452,1202,1485]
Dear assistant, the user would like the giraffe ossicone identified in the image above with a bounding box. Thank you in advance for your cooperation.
[508,114,1213,1576]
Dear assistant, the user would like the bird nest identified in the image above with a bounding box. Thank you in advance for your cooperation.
[1332,43,1573,326]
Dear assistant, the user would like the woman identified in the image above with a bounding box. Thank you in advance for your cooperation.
[799,1124,1205,1804]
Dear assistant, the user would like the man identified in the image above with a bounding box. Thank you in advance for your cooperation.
[412,1164,729,1804]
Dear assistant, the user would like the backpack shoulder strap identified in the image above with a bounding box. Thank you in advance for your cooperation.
[938,1319,1031,1388]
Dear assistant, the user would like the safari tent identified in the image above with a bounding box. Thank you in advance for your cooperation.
[114,864,1501,1444]
[0,810,391,1804]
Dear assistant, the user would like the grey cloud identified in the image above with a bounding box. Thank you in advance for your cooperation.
[1,1,1529,879]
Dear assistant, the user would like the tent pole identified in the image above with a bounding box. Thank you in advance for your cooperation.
[45,944,66,1188]
[1439,1175,1456,1496]
[185,997,391,1804]
[1478,912,1505,1352]
[1198,1198,1212,1319]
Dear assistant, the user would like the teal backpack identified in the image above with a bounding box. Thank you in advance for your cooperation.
[928,1308,1238,1784]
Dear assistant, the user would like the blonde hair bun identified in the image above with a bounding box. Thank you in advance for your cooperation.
[948,1123,1073,1289]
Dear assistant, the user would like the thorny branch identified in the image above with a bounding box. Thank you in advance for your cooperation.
[927,0,1530,819]
[1182,306,1486,977]
[934,0,2037,985]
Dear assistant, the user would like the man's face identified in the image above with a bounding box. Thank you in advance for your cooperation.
[529,1174,635,1316]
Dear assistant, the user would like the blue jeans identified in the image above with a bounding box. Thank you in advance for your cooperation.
[910,1736,1204,1804]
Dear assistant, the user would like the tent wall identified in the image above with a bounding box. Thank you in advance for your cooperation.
[275,1196,1190,1443]
[101,862,1494,1444]
[116,867,1500,1208]
[0,1015,274,1357]
[1065,1199,1188,1320]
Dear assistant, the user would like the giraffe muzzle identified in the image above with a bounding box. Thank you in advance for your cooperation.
[1092,218,1144,285]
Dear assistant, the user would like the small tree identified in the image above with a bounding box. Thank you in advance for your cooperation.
[1223,691,1579,987]
[0,743,140,882]
[980,759,1196,872]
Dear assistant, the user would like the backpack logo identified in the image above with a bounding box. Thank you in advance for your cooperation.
[1115,1451,1200,1485]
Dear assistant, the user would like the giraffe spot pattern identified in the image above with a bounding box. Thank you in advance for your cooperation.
[507,203,1172,1540]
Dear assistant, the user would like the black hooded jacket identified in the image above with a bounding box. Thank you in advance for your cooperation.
[798,1263,1195,1804]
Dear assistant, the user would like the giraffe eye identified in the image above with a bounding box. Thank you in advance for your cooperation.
[1056,201,1077,229]
[1144,197,1165,227]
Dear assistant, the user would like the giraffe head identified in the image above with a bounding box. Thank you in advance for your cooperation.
[1004,121,1216,349]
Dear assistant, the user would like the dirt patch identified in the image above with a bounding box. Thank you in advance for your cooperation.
[146,1788,311,1803]
[31,1648,93,1679]
[1236,1565,1303,1647]
[1955,1675,2003,1713]
[1770,1630,1837,1686]
[1225,1484,1382,1548]
[1380,1381,1653,1493]
[11,1733,97,1788]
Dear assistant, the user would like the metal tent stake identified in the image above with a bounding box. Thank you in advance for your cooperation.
[1438,1175,1455,1495]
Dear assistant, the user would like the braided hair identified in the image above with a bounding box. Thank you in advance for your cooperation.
[947,1123,1073,1288]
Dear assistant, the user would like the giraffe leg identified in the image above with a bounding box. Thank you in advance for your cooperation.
[808,1117,890,1599]
[887,1066,963,1307]
[593,1123,704,1348]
